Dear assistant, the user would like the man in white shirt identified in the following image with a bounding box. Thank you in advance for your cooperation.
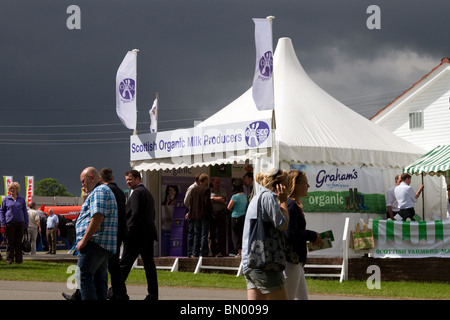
[394,173,424,220]
[27,202,41,255]
[46,209,59,254]
[386,174,401,219]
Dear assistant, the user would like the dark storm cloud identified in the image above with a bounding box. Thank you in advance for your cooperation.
[1,1,449,194]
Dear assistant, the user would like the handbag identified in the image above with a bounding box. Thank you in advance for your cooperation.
[350,222,374,250]
[247,192,286,271]
[21,229,31,253]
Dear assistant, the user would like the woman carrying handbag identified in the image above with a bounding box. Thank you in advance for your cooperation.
[241,168,289,300]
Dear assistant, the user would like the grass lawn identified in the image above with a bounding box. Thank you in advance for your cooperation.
[0,260,449,299]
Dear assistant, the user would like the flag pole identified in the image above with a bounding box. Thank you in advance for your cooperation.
[266,15,278,169]
[155,92,159,120]
[132,48,139,135]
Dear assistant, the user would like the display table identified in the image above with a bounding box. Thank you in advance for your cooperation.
[372,220,450,258]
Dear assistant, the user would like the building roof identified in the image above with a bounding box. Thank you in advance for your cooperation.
[370,57,450,121]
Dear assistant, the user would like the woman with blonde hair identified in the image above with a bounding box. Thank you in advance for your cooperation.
[241,168,289,300]
[0,182,29,264]
[284,169,322,300]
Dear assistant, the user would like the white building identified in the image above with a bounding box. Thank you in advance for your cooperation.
[371,57,450,218]
[371,57,450,151]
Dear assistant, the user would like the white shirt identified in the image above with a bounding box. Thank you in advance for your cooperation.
[394,182,417,209]
[27,209,40,229]
[386,186,399,212]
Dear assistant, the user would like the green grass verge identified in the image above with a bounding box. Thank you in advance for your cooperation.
[0,260,449,299]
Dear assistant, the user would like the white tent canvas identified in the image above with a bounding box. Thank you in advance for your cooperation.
[199,37,425,168]
[132,37,429,257]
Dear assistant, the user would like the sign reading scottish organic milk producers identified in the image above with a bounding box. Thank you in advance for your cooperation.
[130,119,272,162]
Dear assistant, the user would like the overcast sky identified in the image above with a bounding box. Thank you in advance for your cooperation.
[1,1,449,195]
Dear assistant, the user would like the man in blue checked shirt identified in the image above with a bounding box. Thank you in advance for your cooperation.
[76,167,118,300]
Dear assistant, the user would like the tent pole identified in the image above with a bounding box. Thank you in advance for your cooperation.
[267,15,278,169]
[421,172,425,220]
[132,48,139,135]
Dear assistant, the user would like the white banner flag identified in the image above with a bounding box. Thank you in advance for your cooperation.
[252,18,274,111]
[116,51,137,130]
[25,176,34,206]
[149,97,158,133]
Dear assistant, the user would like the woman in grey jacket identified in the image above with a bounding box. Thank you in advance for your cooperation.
[241,168,289,300]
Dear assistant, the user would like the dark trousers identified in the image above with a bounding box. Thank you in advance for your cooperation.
[399,207,416,221]
[192,219,210,257]
[209,210,227,256]
[107,236,128,300]
[186,218,194,256]
[231,215,245,252]
[5,222,24,263]
[120,236,158,300]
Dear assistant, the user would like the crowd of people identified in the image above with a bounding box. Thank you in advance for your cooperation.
[183,172,254,259]
[1,166,323,301]
[184,168,322,300]
[386,172,450,220]
[0,167,158,301]
[385,173,424,220]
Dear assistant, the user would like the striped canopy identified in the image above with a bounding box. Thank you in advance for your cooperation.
[403,145,450,176]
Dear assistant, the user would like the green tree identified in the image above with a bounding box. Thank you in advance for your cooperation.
[35,178,73,197]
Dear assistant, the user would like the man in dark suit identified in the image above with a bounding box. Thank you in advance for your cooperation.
[120,169,158,300]
[100,167,128,300]
[188,173,213,257]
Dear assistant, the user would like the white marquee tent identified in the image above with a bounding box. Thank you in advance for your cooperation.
[132,37,430,257]
[198,37,425,169]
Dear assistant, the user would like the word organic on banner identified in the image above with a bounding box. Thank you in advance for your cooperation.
[373,220,450,258]
[291,164,386,213]
[130,119,272,164]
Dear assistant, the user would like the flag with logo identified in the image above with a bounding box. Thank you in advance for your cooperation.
[116,51,137,130]
[252,18,274,111]
[149,97,158,133]
[25,176,34,206]
[3,176,12,196]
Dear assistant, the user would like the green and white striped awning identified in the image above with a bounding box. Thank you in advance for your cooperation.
[403,145,450,176]
[373,220,450,245]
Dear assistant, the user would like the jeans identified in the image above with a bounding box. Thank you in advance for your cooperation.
[192,219,210,256]
[186,218,195,256]
[77,241,112,300]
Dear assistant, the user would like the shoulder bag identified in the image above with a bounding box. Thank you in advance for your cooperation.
[21,228,31,253]
[247,192,286,271]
